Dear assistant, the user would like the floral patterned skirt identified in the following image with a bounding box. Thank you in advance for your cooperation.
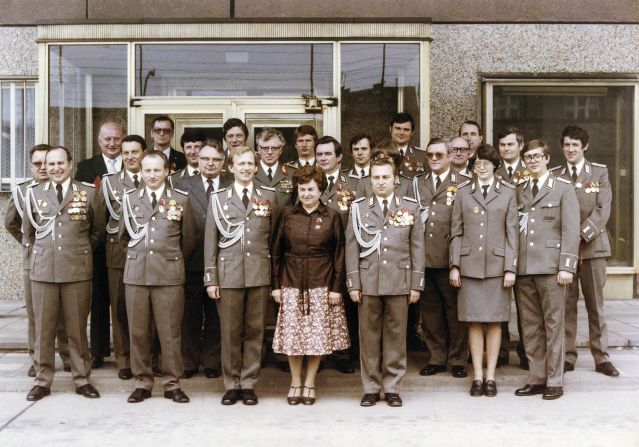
[272,286,351,356]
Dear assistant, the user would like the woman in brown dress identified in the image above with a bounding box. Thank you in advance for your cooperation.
[271,165,350,405]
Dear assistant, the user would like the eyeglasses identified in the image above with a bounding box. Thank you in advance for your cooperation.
[523,153,546,162]
[200,157,224,164]
[152,128,172,134]
[451,147,469,154]
[473,160,494,169]
[426,152,446,160]
[258,146,282,153]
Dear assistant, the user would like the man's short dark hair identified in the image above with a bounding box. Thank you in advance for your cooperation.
[180,129,207,148]
[522,139,550,157]
[497,127,524,145]
[561,125,589,147]
[349,133,372,149]
[459,120,483,136]
[46,146,73,162]
[293,124,318,144]
[222,118,249,139]
[389,112,415,130]
[122,134,147,150]
[152,115,174,131]
[29,144,51,161]
[316,135,343,157]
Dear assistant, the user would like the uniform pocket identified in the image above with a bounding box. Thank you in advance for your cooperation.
[493,247,505,257]
[218,253,234,280]
[460,246,471,256]
[359,259,370,269]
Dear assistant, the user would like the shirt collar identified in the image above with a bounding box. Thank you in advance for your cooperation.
[298,157,315,166]
[260,160,278,174]
[146,184,165,202]
[163,147,171,158]
[234,181,253,197]
[376,193,394,211]
[530,171,550,188]
[186,165,198,176]
[125,169,140,183]
[325,169,340,180]
[103,154,122,173]
[478,176,494,188]
[53,177,72,197]
[504,158,521,170]
[568,158,586,176]
[202,174,219,189]
[432,168,450,187]
[353,164,370,177]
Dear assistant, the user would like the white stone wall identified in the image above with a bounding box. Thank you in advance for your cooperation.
[0,27,38,76]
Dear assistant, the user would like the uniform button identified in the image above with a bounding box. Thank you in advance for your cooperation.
[151,228,155,231]
[247,229,251,233]
[529,242,534,246]
[383,237,388,241]
[247,241,251,245]
[246,253,251,256]
[478,247,482,251]
[226,215,230,219]
[58,222,62,226]
[432,201,436,205]
[530,230,535,234]
[175,257,179,260]
[150,239,154,243]
[431,212,435,216]
[328,199,332,203]
[57,246,62,250]
[149,250,154,254]
[530,219,535,223]
[429,234,433,237]
[246,217,249,221]
[25,243,30,247]
[151,216,156,221]
[479,235,483,239]
[58,235,62,238]
[221,257,225,261]
[383,248,387,252]
[481,211,485,215]
[127,255,131,259]
[430,222,434,226]
[383,226,387,230]
[556,243,560,248]
[531,207,536,211]
[58,212,62,216]
[382,260,387,264]
[110,238,114,242]
[480,223,484,227]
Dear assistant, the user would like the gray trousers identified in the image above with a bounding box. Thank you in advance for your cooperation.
[515,275,566,388]
[217,286,269,391]
[126,284,184,391]
[565,257,610,366]
[31,280,92,388]
[359,294,408,394]
[421,268,468,367]
[107,267,130,369]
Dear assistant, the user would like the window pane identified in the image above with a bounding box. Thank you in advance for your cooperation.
[1,81,36,186]
[341,43,420,158]
[135,44,333,97]
[492,84,634,266]
[49,45,128,163]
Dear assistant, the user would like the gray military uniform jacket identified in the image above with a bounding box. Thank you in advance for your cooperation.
[203,183,278,288]
[356,174,415,203]
[516,174,580,275]
[5,179,37,269]
[23,180,105,283]
[253,162,296,211]
[118,186,197,286]
[497,158,528,186]
[553,161,611,259]
[413,171,462,269]
[321,172,358,227]
[398,146,427,179]
[345,195,425,296]
[449,179,519,278]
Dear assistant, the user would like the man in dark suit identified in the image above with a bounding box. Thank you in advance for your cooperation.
[150,115,187,173]
[286,125,318,169]
[176,140,232,379]
[75,121,124,368]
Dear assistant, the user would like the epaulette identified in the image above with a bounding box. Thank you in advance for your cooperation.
[18,178,33,187]
[341,167,350,172]
[413,146,425,152]
[259,185,276,191]
[285,160,298,168]
[591,162,607,168]
[549,166,562,172]
[352,197,366,203]
[402,196,418,203]
[81,181,96,188]
[500,179,515,189]
[103,172,116,177]
[25,180,38,188]
[458,171,472,179]
[124,188,136,195]
[556,177,572,184]
[215,187,227,194]
[457,180,471,188]
[173,188,189,196]
[412,171,428,178]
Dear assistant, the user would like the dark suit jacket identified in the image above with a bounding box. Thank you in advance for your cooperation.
[75,154,108,186]
[167,148,187,173]
[176,174,233,272]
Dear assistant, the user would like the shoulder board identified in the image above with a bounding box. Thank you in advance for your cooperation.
[259,185,276,191]
[214,187,227,194]
[423,173,431,180]
[458,171,472,179]
[26,180,38,188]
[124,188,136,195]
[413,171,427,178]
[173,188,188,196]
[457,180,471,188]
[591,162,607,168]
[352,197,366,204]
[341,167,350,172]
[500,180,515,189]
[18,178,33,187]
[340,174,347,183]
[285,161,298,167]
[103,172,116,177]
[556,177,572,184]
[402,196,418,203]
[412,146,425,152]
[81,181,96,188]
[549,166,562,172]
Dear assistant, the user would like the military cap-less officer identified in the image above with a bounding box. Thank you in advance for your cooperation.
[513,140,579,400]
[204,146,278,406]
[413,139,468,378]
[346,157,425,407]
[119,150,197,404]
[254,128,297,212]
[389,112,426,179]
[22,146,105,401]
[555,125,618,377]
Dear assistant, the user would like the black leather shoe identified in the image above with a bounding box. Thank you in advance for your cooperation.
[595,362,620,377]
[360,393,381,407]
[564,361,575,372]
[76,384,100,399]
[337,359,355,374]
[419,364,446,376]
[542,386,564,400]
[127,388,151,403]
[469,380,483,397]
[519,357,529,370]
[91,357,104,369]
[451,365,467,378]
[27,365,36,377]
[164,388,190,403]
[484,380,497,397]
[496,356,509,367]
[63,365,72,373]
[241,389,258,405]
[204,368,220,379]
[183,369,197,379]
[221,389,240,405]
[385,393,403,407]
[152,366,162,377]
[515,384,545,396]
[27,385,50,401]
[118,368,133,380]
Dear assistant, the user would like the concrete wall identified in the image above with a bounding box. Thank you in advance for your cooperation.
[0,27,37,76]
[0,194,23,300]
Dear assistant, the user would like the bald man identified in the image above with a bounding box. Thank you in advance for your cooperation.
[76,121,125,368]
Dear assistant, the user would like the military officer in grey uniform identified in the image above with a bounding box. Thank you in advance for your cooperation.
[176,140,232,379]
[356,142,415,200]
[204,146,278,406]
[4,144,70,378]
[285,124,318,169]
[346,157,425,407]
[556,125,619,377]
[168,129,205,187]
[102,134,147,380]
[344,133,373,189]
[119,150,196,404]
[413,138,468,378]
[254,127,296,211]
[22,146,105,401]
[513,139,579,400]
[389,112,426,179]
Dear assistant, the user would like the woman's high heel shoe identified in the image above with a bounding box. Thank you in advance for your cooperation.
[287,386,302,405]
[301,386,316,405]
[470,380,483,397]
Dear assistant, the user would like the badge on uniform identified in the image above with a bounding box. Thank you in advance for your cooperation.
[473,207,480,214]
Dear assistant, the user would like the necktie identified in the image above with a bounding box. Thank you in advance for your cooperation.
[532,179,539,197]
[327,175,335,192]
[360,169,365,178]
[508,166,513,179]
[435,175,441,190]
[382,199,388,216]
[242,188,249,209]
[482,184,489,199]
[571,166,578,182]
[56,184,63,204]
[151,191,157,209]
[206,179,214,202]
[108,159,116,173]
[304,161,310,167]
[267,168,273,182]
[133,174,139,188]
[193,170,199,176]
[399,149,405,158]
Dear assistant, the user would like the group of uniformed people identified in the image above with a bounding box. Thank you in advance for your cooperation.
[4,112,618,406]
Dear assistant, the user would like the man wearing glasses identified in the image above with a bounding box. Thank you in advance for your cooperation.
[150,115,187,173]
[449,136,473,178]
[514,139,579,401]
[254,128,296,211]
[176,139,231,380]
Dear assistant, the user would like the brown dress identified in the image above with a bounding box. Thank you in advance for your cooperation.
[271,202,350,355]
